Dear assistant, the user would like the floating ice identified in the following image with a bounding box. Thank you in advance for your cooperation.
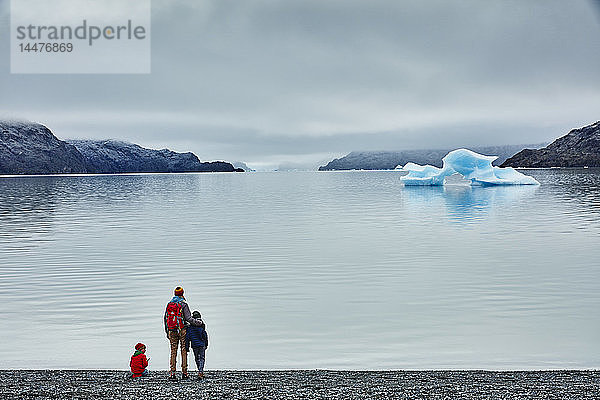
[400,162,446,185]
[398,148,540,186]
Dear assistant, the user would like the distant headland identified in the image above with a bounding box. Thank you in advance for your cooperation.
[0,120,244,175]
[318,144,547,171]
[501,121,600,168]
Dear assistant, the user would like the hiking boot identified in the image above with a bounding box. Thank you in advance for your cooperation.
[181,373,189,380]
[168,372,178,381]
[198,372,205,380]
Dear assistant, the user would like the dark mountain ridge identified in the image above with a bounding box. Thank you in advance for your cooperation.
[67,139,236,173]
[501,121,600,168]
[0,120,239,175]
[0,121,87,174]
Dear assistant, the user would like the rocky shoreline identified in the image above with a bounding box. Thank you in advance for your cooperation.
[1,370,599,399]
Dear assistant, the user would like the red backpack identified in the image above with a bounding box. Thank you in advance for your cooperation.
[165,301,184,330]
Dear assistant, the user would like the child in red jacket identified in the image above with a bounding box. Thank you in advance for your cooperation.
[130,343,149,378]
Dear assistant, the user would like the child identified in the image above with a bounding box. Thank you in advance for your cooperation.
[185,310,209,379]
[130,343,149,378]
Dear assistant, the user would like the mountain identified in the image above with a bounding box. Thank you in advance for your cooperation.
[232,161,254,172]
[318,144,547,171]
[501,121,600,168]
[68,139,236,173]
[0,121,87,174]
[0,120,239,175]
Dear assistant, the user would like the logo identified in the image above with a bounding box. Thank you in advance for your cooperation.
[11,0,151,74]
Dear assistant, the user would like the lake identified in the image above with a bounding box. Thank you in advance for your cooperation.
[0,169,599,370]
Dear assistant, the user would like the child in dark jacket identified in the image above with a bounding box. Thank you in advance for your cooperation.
[185,311,209,379]
[130,343,149,378]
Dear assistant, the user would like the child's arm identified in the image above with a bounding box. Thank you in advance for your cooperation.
[142,355,148,369]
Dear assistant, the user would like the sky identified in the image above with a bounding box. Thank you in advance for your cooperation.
[1,0,600,170]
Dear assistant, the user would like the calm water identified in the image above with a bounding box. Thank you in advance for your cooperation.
[1,170,599,370]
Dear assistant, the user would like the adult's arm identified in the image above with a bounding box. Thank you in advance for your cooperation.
[204,331,209,348]
[182,302,204,327]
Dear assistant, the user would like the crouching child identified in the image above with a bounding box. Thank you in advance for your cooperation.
[130,343,149,378]
[185,311,209,379]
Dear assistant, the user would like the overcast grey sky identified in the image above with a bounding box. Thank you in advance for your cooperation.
[1,0,600,169]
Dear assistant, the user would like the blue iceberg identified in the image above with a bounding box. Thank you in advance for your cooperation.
[398,148,540,186]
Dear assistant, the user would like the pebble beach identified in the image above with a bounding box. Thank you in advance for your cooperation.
[1,370,600,399]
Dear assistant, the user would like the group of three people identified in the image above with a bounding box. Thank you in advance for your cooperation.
[130,286,209,380]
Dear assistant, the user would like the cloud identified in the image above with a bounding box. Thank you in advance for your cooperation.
[1,0,600,168]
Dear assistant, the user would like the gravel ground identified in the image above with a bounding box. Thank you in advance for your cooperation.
[1,370,600,399]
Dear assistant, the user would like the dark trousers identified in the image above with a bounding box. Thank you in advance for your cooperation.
[192,345,206,372]
[129,369,148,378]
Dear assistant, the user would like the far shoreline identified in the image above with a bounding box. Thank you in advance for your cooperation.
[0,170,246,179]
[1,167,598,179]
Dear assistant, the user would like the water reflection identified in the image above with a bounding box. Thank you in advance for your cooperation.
[0,177,61,250]
[529,169,600,209]
[400,183,538,223]
[443,184,538,223]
